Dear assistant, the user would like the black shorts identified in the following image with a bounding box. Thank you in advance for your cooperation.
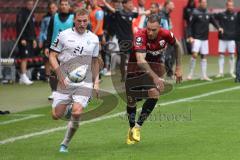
[17,40,35,59]
[125,73,156,102]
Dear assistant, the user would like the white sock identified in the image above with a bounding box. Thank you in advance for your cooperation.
[135,123,141,128]
[61,117,79,147]
[20,73,26,78]
[201,59,207,78]
[189,57,196,77]
[219,54,224,74]
[229,54,235,74]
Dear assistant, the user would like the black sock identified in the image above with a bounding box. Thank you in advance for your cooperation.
[49,73,58,91]
[137,98,158,126]
[127,106,137,128]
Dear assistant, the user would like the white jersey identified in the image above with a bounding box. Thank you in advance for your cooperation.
[50,28,99,90]
[50,27,99,63]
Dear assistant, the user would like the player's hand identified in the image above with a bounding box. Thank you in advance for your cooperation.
[44,48,50,57]
[219,28,224,34]
[153,76,165,93]
[187,37,194,44]
[33,40,37,49]
[175,66,183,84]
[21,40,27,46]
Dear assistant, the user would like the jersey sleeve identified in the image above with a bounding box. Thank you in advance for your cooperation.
[50,32,64,53]
[133,31,146,53]
[95,10,104,21]
[164,30,176,45]
[92,37,100,57]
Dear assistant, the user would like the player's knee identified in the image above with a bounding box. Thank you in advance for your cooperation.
[52,112,61,120]
[230,53,235,59]
[71,105,83,119]
[148,88,160,99]
[127,96,136,107]
[192,53,198,59]
[219,53,224,58]
[200,54,206,59]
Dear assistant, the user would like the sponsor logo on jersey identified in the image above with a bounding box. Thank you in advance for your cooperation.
[159,40,166,47]
[136,37,143,46]
[146,49,166,56]
[68,40,76,42]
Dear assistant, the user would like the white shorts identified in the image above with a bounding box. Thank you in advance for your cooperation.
[218,40,236,54]
[192,39,209,55]
[52,92,90,108]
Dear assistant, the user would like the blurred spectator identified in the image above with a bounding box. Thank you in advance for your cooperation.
[16,0,37,85]
[102,0,138,81]
[187,0,223,81]
[214,0,237,78]
[183,0,196,54]
[236,11,240,82]
[89,0,107,76]
[38,1,58,81]
[161,0,175,79]
[45,0,74,100]
[132,0,147,33]
[143,2,169,30]
[89,0,104,37]
[102,0,122,76]
[72,0,88,10]
[160,0,175,30]
[184,0,196,25]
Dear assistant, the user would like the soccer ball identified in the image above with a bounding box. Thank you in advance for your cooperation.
[68,65,88,83]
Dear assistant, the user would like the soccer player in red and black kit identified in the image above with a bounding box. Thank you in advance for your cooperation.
[125,14,183,144]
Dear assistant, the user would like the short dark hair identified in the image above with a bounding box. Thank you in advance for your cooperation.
[48,1,57,8]
[151,2,160,8]
[164,0,172,7]
[60,0,69,4]
[74,8,89,17]
[122,0,131,4]
[147,14,161,24]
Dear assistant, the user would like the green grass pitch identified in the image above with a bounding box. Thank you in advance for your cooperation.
[1,56,240,160]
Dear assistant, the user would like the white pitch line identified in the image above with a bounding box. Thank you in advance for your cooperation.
[0,86,240,145]
[183,100,240,103]
[177,77,233,89]
[0,115,44,125]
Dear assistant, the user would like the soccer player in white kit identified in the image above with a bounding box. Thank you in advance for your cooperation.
[49,8,100,153]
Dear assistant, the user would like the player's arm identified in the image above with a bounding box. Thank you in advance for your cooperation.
[92,38,101,98]
[173,39,183,83]
[102,0,116,13]
[136,52,164,90]
[49,32,66,88]
[210,13,223,34]
[91,57,100,96]
[93,10,104,34]
[92,57,99,83]
[187,13,196,43]
[136,52,158,79]
[49,50,66,89]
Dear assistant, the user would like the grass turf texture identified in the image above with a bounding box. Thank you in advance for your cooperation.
[0,55,239,160]
[1,76,240,160]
